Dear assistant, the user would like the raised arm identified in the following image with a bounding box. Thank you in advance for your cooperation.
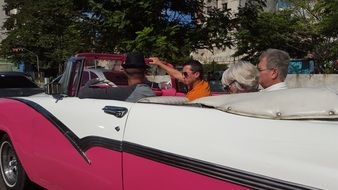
[149,57,184,81]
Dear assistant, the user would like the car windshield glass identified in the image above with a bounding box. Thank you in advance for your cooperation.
[103,71,128,86]
[0,75,38,88]
[81,59,127,87]
[85,59,123,71]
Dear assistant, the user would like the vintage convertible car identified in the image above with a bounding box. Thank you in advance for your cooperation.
[0,55,337,190]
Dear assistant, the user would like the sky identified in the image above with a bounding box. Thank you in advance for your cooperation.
[163,9,193,25]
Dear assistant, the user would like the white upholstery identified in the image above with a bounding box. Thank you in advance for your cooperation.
[191,88,338,120]
[138,96,188,104]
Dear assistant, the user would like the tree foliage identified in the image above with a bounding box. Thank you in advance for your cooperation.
[1,0,86,71]
[234,0,338,73]
[2,0,337,74]
[1,0,234,71]
[313,0,338,72]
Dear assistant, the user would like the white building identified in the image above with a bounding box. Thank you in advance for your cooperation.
[0,0,18,42]
[0,0,8,42]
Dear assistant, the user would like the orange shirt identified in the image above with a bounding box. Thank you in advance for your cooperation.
[186,80,211,101]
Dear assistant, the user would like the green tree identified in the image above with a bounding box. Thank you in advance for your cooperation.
[234,0,319,62]
[235,10,319,62]
[1,0,87,73]
[86,0,234,63]
[234,0,338,73]
[1,0,235,73]
[313,0,338,73]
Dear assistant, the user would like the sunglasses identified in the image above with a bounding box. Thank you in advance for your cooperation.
[182,71,193,78]
[223,80,236,91]
[257,67,274,72]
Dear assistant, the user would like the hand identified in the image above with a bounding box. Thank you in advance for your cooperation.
[86,78,101,86]
[102,79,117,87]
[149,57,163,66]
[86,78,116,87]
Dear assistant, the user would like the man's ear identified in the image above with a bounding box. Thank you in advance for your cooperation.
[271,68,278,80]
[194,71,200,79]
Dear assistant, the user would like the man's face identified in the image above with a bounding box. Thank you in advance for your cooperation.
[182,65,199,86]
[257,57,273,89]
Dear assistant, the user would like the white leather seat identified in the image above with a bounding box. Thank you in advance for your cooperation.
[138,96,188,104]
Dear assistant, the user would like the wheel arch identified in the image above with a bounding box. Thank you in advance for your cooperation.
[0,114,39,186]
[0,132,28,172]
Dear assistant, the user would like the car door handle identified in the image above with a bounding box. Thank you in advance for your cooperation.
[103,106,128,118]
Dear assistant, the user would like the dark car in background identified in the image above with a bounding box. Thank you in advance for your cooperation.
[0,72,43,97]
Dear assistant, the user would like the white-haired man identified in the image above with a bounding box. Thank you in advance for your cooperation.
[257,49,290,91]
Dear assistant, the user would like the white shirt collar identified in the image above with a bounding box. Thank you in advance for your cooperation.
[261,82,287,92]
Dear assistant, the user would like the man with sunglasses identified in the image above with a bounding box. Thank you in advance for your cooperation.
[149,57,211,101]
[257,49,290,91]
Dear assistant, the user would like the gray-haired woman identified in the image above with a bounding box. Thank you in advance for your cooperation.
[222,61,259,94]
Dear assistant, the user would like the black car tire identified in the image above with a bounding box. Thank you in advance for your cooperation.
[0,134,28,190]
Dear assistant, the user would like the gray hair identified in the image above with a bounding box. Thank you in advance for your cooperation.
[259,49,290,81]
[222,61,259,92]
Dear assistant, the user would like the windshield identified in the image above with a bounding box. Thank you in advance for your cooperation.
[61,54,174,97]
[81,59,127,87]
[58,58,84,96]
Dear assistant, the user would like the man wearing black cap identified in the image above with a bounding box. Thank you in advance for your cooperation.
[79,53,155,102]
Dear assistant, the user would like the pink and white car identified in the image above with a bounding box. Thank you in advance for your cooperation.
[0,54,337,190]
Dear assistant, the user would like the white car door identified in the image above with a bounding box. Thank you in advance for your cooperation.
[21,96,132,189]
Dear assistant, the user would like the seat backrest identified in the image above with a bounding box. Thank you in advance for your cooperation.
[161,88,177,96]
[138,96,188,104]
